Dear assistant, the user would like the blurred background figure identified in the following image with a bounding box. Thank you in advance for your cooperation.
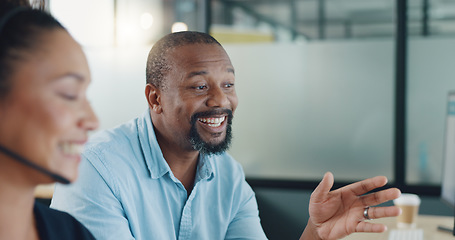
[0,0,98,239]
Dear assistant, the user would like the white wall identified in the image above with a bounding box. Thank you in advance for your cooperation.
[225,40,394,182]
[407,37,455,184]
[50,0,114,47]
[51,0,163,47]
[85,46,150,130]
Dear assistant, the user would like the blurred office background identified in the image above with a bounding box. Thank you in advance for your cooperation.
[48,0,455,239]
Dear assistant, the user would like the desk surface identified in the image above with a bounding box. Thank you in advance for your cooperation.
[343,215,454,240]
[33,185,455,240]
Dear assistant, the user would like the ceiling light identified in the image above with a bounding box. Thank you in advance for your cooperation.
[140,12,154,29]
[172,22,188,33]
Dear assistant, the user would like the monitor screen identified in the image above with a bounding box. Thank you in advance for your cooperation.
[441,91,455,235]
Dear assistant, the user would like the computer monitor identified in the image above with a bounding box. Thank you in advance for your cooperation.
[441,91,455,235]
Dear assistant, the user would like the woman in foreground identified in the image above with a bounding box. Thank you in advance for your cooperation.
[0,1,98,239]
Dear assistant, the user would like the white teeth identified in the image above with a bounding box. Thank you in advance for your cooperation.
[208,122,222,127]
[198,116,226,127]
[60,142,84,155]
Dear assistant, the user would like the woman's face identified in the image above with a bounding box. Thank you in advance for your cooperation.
[0,29,98,183]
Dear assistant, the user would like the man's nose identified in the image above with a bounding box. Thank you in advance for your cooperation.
[206,86,230,108]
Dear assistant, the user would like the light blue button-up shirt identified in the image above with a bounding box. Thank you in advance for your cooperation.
[50,109,267,240]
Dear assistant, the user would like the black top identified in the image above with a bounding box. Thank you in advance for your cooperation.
[34,201,95,240]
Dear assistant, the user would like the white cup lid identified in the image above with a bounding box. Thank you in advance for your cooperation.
[393,193,421,206]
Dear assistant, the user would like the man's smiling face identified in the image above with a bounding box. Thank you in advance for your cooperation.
[153,43,238,155]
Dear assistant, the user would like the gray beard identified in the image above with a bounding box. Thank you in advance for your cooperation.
[188,109,233,156]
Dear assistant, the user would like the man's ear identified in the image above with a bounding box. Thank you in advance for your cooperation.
[145,83,162,114]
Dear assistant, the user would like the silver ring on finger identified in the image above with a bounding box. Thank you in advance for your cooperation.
[363,206,372,220]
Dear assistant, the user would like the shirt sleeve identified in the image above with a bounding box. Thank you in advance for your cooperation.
[224,162,268,240]
[50,154,135,240]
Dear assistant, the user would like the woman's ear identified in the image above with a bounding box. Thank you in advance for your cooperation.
[145,83,162,114]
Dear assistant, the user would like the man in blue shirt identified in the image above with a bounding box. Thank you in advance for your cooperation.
[51,31,401,240]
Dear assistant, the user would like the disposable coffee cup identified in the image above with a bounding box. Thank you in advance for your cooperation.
[393,193,421,228]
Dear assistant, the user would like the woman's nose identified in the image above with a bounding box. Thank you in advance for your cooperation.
[78,100,99,131]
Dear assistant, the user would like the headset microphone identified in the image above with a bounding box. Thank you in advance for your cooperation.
[0,144,70,184]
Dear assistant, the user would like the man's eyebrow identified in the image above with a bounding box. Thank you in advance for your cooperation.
[187,71,208,78]
[187,68,235,78]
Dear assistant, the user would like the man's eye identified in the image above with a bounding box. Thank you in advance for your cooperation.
[225,83,234,88]
[194,85,207,90]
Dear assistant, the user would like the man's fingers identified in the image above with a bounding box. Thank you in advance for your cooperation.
[363,206,402,220]
[342,176,389,196]
[360,188,401,206]
[355,221,387,233]
[311,172,334,202]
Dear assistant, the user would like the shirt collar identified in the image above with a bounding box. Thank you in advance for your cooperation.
[138,109,215,181]
[137,109,170,179]
[196,153,215,182]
